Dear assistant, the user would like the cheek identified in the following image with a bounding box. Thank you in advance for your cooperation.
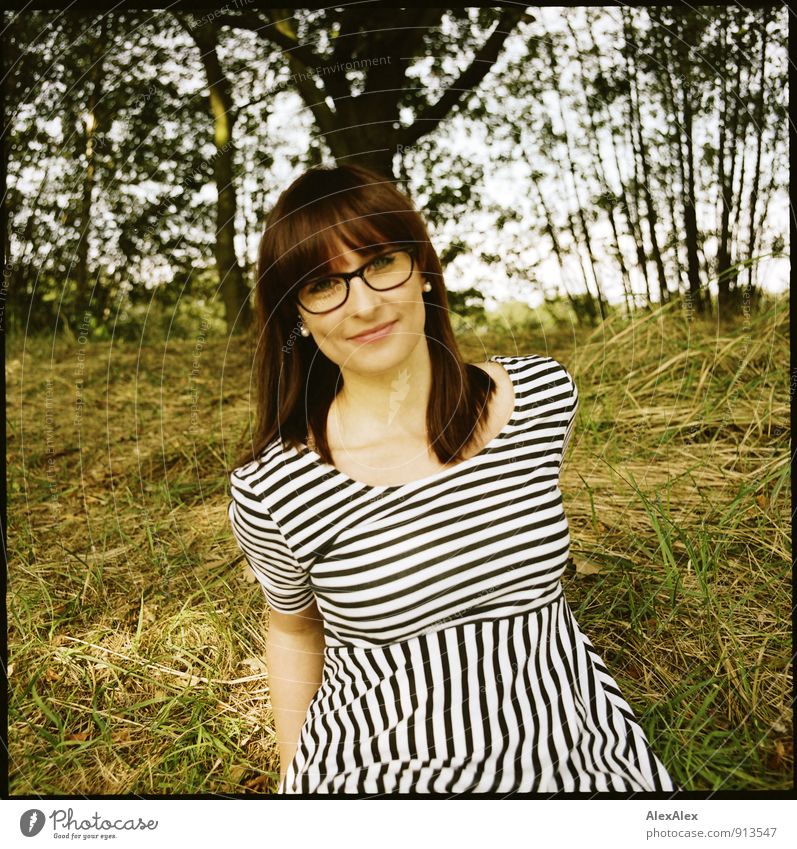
[411,292,428,322]
[313,323,338,347]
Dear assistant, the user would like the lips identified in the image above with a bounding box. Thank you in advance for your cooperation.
[348,320,397,342]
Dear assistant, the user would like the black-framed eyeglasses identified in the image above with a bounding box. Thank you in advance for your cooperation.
[296,247,418,314]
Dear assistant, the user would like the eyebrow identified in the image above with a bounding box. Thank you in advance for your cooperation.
[306,247,396,282]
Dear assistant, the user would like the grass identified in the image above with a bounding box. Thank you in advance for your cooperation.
[6,295,791,793]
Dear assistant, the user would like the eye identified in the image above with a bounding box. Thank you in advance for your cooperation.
[368,253,396,271]
[308,278,338,294]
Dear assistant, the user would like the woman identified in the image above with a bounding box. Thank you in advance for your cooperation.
[227,164,675,794]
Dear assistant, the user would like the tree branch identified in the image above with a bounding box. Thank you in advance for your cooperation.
[359,8,446,96]
[399,7,533,148]
[211,9,336,79]
[212,8,344,105]
[174,16,240,127]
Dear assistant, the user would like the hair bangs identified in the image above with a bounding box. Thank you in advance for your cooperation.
[266,171,420,305]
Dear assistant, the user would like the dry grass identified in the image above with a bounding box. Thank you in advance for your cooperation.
[6,295,791,793]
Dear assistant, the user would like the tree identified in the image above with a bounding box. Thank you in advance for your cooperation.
[212,6,533,177]
[4,11,223,335]
[176,14,252,330]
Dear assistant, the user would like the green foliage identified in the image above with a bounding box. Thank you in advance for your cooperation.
[446,286,487,325]
[4,5,788,341]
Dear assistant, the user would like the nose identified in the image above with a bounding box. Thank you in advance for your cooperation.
[345,274,382,312]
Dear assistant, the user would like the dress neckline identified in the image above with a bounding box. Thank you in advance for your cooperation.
[297,355,520,491]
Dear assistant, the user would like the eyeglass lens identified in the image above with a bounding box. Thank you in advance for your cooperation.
[298,249,413,313]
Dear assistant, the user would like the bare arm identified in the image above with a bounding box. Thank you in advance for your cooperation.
[266,599,326,784]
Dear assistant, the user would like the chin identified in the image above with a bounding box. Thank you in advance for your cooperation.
[342,338,420,371]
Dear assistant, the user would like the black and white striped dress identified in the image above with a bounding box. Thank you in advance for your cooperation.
[228,354,675,794]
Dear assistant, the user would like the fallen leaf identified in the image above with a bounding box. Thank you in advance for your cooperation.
[67,731,90,742]
[573,556,602,577]
[244,773,273,792]
[756,493,767,510]
[112,728,135,744]
[767,740,788,771]
[229,765,247,784]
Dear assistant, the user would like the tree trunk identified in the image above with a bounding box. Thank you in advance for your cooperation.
[547,38,606,320]
[752,93,786,264]
[183,19,252,331]
[567,12,633,315]
[680,65,705,314]
[239,7,527,179]
[588,3,648,307]
[526,156,581,317]
[74,18,108,320]
[623,9,669,305]
[654,52,686,294]
[604,81,648,307]
[727,108,750,301]
[716,32,742,314]
[743,7,772,294]
[660,57,690,300]
[619,12,652,306]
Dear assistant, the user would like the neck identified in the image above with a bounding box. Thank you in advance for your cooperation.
[331,341,433,445]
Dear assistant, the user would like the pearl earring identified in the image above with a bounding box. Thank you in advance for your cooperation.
[422,280,432,292]
[299,319,310,337]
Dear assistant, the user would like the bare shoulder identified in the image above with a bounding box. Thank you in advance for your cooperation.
[471,359,515,430]
[471,358,510,392]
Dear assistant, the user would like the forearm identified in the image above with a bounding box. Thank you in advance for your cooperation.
[266,621,326,778]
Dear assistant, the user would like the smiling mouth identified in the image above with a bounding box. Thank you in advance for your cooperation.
[349,321,397,342]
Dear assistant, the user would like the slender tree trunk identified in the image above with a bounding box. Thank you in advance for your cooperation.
[717,38,742,313]
[588,4,648,307]
[661,58,690,299]
[562,196,599,324]
[743,7,772,294]
[74,18,107,319]
[606,92,647,307]
[654,51,686,292]
[728,109,750,302]
[753,93,786,263]
[620,14,652,306]
[680,65,705,313]
[566,12,633,315]
[632,75,670,305]
[183,19,252,330]
[547,39,606,319]
[525,155,580,316]
[622,10,669,305]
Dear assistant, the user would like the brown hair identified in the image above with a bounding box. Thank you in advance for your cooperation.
[231,164,497,473]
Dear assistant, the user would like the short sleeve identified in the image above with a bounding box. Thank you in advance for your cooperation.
[560,364,579,461]
[227,470,315,614]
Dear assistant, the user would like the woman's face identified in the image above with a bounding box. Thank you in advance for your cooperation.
[296,242,428,374]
